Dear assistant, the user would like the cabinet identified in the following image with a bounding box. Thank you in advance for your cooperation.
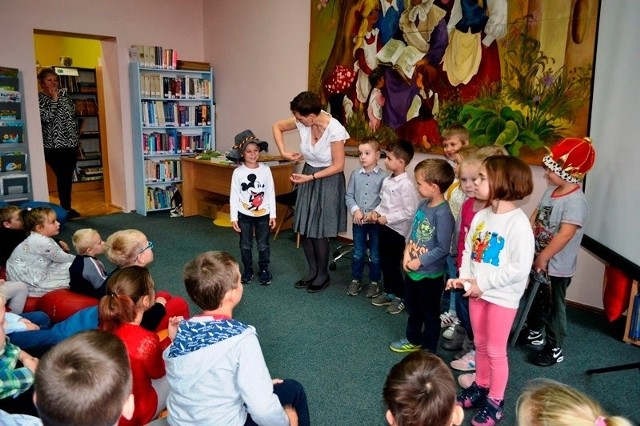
[623,279,640,346]
[53,67,104,186]
[0,67,32,204]
[129,63,215,215]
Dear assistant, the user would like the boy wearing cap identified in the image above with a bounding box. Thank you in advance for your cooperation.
[230,130,277,286]
[527,137,596,367]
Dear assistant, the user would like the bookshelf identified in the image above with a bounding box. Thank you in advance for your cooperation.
[129,62,215,215]
[623,279,640,346]
[52,66,104,186]
[0,67,32,204]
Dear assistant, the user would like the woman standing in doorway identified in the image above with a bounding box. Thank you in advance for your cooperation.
[38,67,80,218]
[273,91,348,293]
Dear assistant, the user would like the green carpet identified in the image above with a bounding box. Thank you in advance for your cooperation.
[59,213,640,425]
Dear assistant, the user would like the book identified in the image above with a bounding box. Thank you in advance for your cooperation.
[375,39,425,80]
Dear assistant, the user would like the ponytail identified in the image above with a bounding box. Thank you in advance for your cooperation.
[98,266,154,333]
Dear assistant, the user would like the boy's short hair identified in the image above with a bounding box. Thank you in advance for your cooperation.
[105,229,146,266]
[483,156,533,201]
[476,145,508,157]
[442,124,470,144]
[359,136,381,152]
[183,251,241,311]
[72,228,100,254]
[383,350,457,426]
[0,205,20,223]
[386,139,414,165]
[414,159,455,194]
[35,330,132,426]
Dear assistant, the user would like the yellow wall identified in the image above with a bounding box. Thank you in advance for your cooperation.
[34,34,102,69]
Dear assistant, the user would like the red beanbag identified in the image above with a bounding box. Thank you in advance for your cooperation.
[603,265,633,322]
[39,289,99,323]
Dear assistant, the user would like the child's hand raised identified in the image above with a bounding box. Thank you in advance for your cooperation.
[167,316,184,341]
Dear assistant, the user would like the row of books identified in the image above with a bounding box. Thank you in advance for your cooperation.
[1,72,21,122]
[143,130,213,155]
[140,74,210,99]
[144,159,182,183]
[141,101,212,128]
[130,45,178,70]
[145,184,179,210]
[628,292,640,340]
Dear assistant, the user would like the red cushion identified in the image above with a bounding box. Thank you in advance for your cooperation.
[603,265,633,322]
[39,289,98,323]
[23,297,42,313]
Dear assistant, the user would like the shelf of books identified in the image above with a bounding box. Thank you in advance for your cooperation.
[52,66,104,185]
[129,62,215,215]
[0,67,32,204]
[623,279,640,347]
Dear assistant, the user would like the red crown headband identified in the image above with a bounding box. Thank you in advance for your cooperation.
[542,137,596,183]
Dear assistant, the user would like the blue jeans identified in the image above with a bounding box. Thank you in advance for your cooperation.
[244,379,310,426]
[351,223,381,282]
[238,213,271,272]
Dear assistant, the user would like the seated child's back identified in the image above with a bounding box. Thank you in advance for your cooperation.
[164,251,309,426]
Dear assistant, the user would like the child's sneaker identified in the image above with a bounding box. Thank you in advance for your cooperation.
[371,293,393,307]
[386,298,405,314]
[443,324,464,340]
[456,382,488,409]
[440,311,459,327]
[450,350,476,372]
[458,373,476,389]
[241,269,253,284]
[533,345,564,366]
[471,397,504,426]
[526,329,545,346]
[389,338,421,353]
[347,280,362,296]
[258,270,272,286]
[366,281,380,298]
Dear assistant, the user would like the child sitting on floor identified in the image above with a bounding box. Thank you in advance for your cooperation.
[69,228,108,298]
[6,207,75,297]
[99,266,181,426]
[105,229,190,331]
[33,330,135,426]
[517,378,632,426]
[383,350,464,426]
[164,251,310,426]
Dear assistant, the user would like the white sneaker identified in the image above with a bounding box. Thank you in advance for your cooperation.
[458,373,476,389]
[443,324,464,340]
[440,311,459,328]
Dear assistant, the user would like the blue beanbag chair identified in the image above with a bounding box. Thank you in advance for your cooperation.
[19,201,68,228]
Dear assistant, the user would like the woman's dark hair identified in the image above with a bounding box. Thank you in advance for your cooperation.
[290,91,322,116]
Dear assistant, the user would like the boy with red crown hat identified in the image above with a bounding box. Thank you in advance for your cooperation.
[525,137,596,367]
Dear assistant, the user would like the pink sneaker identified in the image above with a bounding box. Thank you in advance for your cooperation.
[458,373,476,389]
[450,350,476,372]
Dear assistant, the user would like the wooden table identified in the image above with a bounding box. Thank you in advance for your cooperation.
[181,157,295,226]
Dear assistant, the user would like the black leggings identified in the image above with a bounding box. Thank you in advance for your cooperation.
[44,147,78,210]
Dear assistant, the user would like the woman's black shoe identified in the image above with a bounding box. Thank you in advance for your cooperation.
[294,277,315,289]
[307,277,330,293]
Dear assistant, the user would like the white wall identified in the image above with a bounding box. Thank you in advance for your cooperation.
[0,0,205,210]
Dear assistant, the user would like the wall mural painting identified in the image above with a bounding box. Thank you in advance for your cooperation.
[309,0,599,162]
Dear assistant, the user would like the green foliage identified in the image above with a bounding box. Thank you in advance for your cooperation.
[455,32,592,156]
[345,109,397,144]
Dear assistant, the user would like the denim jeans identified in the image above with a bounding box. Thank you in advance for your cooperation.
[351,223,381,282]
[238,213,271,272]
[244,379,310,426]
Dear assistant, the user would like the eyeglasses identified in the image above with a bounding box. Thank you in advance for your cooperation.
[138,241,154,256]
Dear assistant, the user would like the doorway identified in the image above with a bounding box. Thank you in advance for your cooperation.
[33,31,120,217]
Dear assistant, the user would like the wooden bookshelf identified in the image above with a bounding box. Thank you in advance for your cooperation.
[623,279,640,346]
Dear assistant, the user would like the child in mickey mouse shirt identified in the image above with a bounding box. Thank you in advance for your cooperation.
[229,130,276,286]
